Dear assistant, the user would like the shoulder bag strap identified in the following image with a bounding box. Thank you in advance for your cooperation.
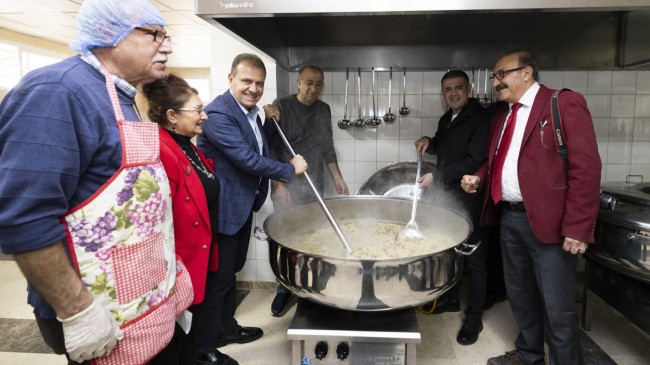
[551,88,570,167]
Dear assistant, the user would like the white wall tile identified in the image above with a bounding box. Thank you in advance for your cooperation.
[631,142,650,164]
[587,71,612,95]
[255,260,276,282]
[610,95,636,118]
[592,118,610,140]
[637,71,650,94]
[354,161,378,183]
[612,71,636,94]
[633,118,650,141]
[422,94,446,118]
[564,71,588,94]
[539,71,564,90]
[245,235,256,260]
[399,118,423,140]
[597,141,608,163]
[634,95,650,117]
[607,141,633,163]
[585,95,611,117]
[405,70,423,94]
[355,139,378,161]
[237,259,256,281]
[422,71,446,94]
[337,161,355,184]
[605,164,631,181]
[334,139,355,161]
[630,164,650,180]
[398,139,419,161]
[254,236,269,260]
[608,118,634,141]
[321,71,333,96]
[421,117,439,137]
[377,139,400,161]
[376,119,400,140]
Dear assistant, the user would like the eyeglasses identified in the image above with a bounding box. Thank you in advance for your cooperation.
[177,107,205,115]
[134,27,171,44]
[489,66,526,81]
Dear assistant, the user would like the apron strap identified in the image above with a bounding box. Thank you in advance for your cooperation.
[100,64,126,122]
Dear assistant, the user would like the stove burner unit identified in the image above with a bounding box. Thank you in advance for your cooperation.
[288,301,421,364]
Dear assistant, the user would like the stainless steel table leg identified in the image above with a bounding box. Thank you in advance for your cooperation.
[406,343,416,365]
[292,340,302,364]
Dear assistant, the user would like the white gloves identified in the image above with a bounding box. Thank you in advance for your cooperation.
[57,298,124,363]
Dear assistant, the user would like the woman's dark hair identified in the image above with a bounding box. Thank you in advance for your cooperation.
[141,73,199,125]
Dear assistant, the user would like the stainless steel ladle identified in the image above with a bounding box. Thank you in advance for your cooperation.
[366,67,381,128]
[383,67,396,123]
[337,67,352,130]
[396,153,424,243]
[353,67,366,131]
[270,116,352,254]
[399,67,410,116]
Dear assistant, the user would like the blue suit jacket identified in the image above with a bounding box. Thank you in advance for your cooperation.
[198,90,294,235]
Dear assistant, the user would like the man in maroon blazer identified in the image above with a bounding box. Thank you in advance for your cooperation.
[461,50,601,365]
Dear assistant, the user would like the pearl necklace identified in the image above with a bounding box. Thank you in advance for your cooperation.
[181,147,215,180]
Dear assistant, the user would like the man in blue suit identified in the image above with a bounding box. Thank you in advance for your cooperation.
[198,53,307,365]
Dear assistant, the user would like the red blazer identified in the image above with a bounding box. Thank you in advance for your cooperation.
[475,84,601,244]
[159,129,218,304]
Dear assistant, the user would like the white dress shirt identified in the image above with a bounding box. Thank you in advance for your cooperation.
[500,82,540,202]
[230,89,263,154]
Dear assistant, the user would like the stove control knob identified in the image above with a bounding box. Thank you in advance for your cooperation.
[336,342,350,360]
[314,341,328,360]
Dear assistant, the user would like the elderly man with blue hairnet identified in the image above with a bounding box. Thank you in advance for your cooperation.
[0,0,195,364]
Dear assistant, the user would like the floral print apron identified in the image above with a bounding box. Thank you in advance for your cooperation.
[62,67,193,365]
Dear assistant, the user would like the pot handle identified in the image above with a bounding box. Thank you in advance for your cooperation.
[626,233,650,243]
[454,240,481,256]
[253,226,268,240]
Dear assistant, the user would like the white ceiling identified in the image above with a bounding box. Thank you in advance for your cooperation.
[0,0,213,68]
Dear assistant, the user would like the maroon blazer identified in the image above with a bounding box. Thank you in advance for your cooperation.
[475,84,601,244]
[160,129,218,304]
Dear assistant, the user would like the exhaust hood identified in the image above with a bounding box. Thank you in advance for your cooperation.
[196,1,650,71]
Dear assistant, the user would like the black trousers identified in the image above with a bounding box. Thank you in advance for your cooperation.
[444,223,488,320]
[214,213,254,336]
[500,209,583,365]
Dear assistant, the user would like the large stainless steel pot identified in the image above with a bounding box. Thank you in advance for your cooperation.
[256,196,475,311]
[588,176,650,283]
[357,161,436,197]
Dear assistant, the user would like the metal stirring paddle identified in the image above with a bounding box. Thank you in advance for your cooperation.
[269,116,353,254]
[396,153,425,243]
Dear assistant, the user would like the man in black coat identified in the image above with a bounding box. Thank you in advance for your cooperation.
[415,70,491,345]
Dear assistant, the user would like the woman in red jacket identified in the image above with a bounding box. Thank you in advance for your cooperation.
[143,74,238,365]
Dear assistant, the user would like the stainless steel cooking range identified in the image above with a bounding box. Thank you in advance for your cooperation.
[582,175,650,336]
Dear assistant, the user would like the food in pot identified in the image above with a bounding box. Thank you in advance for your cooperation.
[284,220,465,259]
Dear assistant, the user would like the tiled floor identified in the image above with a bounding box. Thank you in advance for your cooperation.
[1,259,649,365]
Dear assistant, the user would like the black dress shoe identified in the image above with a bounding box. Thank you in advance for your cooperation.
[216,326,263,347]
[271,292,294,317]
[456,318,483,345]
[194,351,239,365]
[418,295,460,314]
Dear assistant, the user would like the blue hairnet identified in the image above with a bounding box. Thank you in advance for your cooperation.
[70,0,165,52]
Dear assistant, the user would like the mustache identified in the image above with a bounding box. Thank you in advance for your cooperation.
[153,55,168,63]
[495,84,508,92]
